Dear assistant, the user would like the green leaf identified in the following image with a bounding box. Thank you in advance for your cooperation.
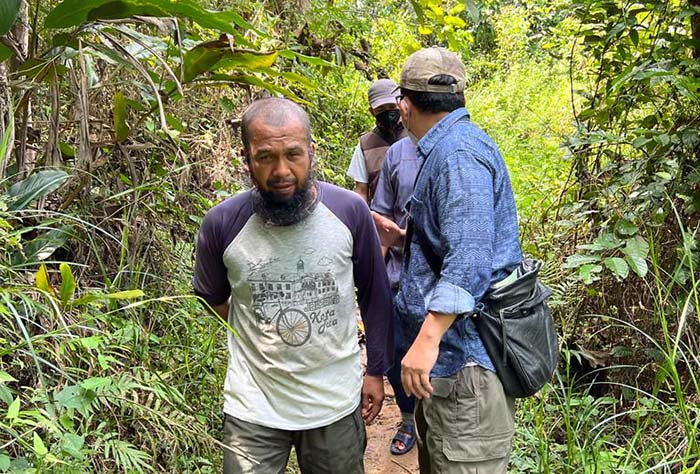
[80,377,112,391]
[0,371,16,383]
[54,385,86,411]
[563,254,600,269]
[79,335,103,350]
[0,453,9,471]
[443,15,466,28]
[0,0,21,36]
[629,28,639,46]
[407,0,426,23]
[623,236,649,278]
[449,4,465,15]
[182,44,224,83]
[0,44,13,63]
[183,41,278,82]
[33,432,48,457]
[0,385,13,405]
[6,396,20,420]
[614,218,638,236]
[632,136,652,149]
[45,0,257,45]
[218,97,236,113]
[72,289,145,306]
[17,58,68,83]
[594,233,622,249]
[36,264,57,298]
[0,114,12,172]
[259,69,315,89]
[578,232,622,251]
[578,264,603,284]
[216,50,278,72]
[23,226,73,262]
[104,289,144,300]
[61,433,85,459]
[278,50,336,68]
[464,0,480,23]
[98,353,111,370]
[59,141,76,158]
[8,170,69,211]
[200,73,306,103]
[418,24,434,35]
[113,91,130,142]
[59,263,76,307]
[604,257,629,280]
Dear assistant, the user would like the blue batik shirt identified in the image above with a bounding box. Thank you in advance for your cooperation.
[395,107,522,377]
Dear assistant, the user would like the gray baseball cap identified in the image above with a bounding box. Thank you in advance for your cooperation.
[399,47,465,93]
[368,79,399,110]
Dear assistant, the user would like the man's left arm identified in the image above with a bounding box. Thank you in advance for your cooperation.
[402,156,495,399]
[352,201,394,423]
[371,150,405,249]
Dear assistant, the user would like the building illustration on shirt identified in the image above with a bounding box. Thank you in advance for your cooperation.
[249,258,340,347]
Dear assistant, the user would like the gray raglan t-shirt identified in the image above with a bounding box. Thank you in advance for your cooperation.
[193,182,393,430]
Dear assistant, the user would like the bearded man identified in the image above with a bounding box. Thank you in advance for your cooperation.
[193,97,393,474]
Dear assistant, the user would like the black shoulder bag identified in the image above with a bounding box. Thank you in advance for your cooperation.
[407,220,559,398]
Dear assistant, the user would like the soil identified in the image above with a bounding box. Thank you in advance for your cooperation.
[364,377,419,474]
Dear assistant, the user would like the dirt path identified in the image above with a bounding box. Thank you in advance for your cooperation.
[364,378,419,474]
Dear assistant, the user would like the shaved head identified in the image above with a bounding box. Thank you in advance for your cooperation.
[241,98,312,156]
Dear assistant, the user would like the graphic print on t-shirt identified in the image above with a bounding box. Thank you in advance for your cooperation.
[248,255,340,347]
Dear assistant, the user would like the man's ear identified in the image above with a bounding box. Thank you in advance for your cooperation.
[241,148,250,165]
[309,143,316,163]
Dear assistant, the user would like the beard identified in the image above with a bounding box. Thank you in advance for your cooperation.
[250,168,318,226]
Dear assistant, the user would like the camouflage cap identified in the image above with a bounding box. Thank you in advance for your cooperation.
[399,47,465,93]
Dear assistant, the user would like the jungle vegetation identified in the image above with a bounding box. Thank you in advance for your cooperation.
[0,0,699,472]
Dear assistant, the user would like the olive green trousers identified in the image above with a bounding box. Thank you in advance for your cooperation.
[222,405,366,474]
[416,365,516,474]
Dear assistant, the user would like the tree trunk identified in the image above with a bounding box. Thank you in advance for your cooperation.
[691,0,700,59]
[0,64,13,179]
[12,0,35,176]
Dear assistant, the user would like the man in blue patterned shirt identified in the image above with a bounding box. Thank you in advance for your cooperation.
[395,47,523,473]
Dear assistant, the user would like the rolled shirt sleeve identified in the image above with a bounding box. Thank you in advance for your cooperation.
[427,154,495,315]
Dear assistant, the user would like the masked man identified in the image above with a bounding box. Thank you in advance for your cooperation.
[347,79,407,204]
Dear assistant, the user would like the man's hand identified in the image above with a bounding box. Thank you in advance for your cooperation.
[401,335,439,399]
[371,211,405,248]
[361,374,385,423]
[401,312,456,399]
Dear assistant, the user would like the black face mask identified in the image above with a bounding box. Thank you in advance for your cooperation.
[375,110,404,141]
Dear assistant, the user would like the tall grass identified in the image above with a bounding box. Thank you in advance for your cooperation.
[0,184,229,472]
[514,214,700,473]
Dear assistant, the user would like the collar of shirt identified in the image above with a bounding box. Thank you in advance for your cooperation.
[417,107,472,158]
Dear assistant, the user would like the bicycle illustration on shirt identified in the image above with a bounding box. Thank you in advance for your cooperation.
[249,258,340,347]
